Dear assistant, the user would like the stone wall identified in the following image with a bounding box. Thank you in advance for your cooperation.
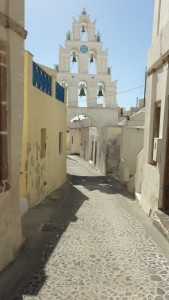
[0,0,26,272]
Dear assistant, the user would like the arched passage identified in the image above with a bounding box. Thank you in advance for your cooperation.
[67,113,99,164]
[67,107,118,128]
[67,107,119,174]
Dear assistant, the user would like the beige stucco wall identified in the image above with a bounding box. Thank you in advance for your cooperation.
[67,126,90,160]
[119,110,145,192]
[20,51,67,208]
[67,118,95,158]
[148,0,169,71]
[141,163,160,214]
[120,127,144,176]
[0,0,25,271]
[119,110,145,193]
[135,150,144,194]
[152,0,169,43]
[88,126,121,174]
[68,128,81,155]
[105,127,121,173]
[140,0,169,214]
[140,64,169,214]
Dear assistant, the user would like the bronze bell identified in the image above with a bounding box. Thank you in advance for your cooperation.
[97,89,103,97]
[81,26,86,33]
[90,56,94,63]
[79,87,86,97]
[72,55,77,63]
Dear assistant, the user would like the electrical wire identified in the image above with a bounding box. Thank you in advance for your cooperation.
[65,84,144,104]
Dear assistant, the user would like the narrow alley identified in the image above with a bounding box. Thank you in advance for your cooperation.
[1,156,169,299]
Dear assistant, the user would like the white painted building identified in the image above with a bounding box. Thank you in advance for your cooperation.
[67,118,121,175]
[140,0,169,214]
[119,109,145,194]
[67,118,95,159]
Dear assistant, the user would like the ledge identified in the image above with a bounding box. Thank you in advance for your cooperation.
[152,210,169,242]
[0,12,27,39]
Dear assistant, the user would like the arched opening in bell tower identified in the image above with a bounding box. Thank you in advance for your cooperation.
[97,82,105,106]
[81,23,87,41]
[70,49,78,74]
[89,50,96,74]
[78,81,87,107]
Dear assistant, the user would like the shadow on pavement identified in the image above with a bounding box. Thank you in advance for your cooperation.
[0,172,134,300]
[0,181,88,300]
[69,174,134,200]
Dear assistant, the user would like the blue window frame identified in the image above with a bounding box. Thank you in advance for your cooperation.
[32,62,51,96]
[55,82,64,103]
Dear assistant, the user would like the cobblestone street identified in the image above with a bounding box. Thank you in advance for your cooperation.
[1,156,169,300]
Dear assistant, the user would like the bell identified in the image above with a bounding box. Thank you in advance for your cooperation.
[97,89,103,97]
[90,56,94,63]
[79,87,86,97]
[81,26,86,33]
[72,55,77,63]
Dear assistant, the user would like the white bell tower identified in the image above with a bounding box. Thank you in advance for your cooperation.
[55,8,117,126]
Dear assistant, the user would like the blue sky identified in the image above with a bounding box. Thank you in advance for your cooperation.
[25,0,154,109]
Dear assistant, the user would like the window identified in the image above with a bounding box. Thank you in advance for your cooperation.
[150,101,161,165]
[41,128,46,158]
[55,82,64,102]
[33,62,51,95]
[153,102,161,138]
[59,132,63,154]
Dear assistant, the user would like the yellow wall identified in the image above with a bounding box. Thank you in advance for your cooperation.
[20,51,66,208]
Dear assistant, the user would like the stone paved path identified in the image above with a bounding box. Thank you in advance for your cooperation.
[8,157,169,299]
